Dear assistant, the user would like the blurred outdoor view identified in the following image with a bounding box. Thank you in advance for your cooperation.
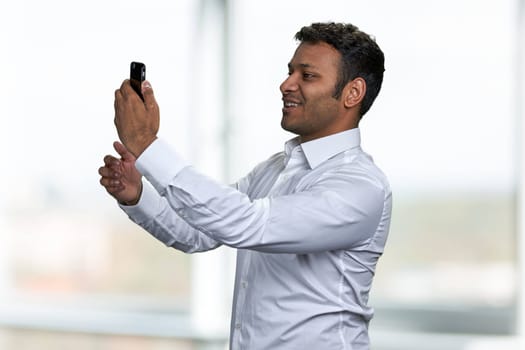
[1,0,522,349]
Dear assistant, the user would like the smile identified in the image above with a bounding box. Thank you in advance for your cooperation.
[282,97,302,108]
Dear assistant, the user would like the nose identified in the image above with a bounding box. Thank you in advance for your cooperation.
[280,74,298,94]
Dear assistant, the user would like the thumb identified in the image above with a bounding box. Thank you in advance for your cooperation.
[141,80,157,111]
[113,141,135,161]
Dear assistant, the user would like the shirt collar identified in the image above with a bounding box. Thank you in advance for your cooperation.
[284,128,361,169]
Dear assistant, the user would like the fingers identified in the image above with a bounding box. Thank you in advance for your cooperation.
[114,86,123,128]
[99,157,125,192]
[114,80,133,115]
[113,141,135,162]
[100,155,121,180]
[99,164,121,186]
[98,165,124,194]
[98,162,119,178]
[99,176,125,194]
[99,172,123,187]
[114,80,147,130]
[141,80,158,112]
[103,154,120,167]
[114,80,130,104]
[120,79,132,98]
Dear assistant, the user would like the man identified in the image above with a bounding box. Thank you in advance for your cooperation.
[99,22,391,350]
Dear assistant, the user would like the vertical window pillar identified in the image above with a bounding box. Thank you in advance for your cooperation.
[189,0,235,341]
[516,0,525,340]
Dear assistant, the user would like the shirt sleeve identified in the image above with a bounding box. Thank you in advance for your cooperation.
[136,139,387,254]
[120,178,222,253]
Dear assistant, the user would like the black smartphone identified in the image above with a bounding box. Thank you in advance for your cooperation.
[130,61,146,101]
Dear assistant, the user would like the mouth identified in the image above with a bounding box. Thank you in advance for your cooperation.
[282,97,302,112]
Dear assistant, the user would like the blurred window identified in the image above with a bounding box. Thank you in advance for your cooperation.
[0,0,519,348]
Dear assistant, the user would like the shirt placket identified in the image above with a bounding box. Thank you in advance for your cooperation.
[230,250,251,349]
[231,146,307,350]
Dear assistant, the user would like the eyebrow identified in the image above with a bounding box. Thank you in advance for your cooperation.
[288,62,318,70]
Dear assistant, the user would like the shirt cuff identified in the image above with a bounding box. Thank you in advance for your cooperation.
[135,138,190,195]
[119,180,161,219]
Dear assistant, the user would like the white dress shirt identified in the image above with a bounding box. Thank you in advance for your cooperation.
[121,128,392,350]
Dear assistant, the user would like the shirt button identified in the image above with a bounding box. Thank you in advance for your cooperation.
[241,281,247,288]
[235,323,241,329]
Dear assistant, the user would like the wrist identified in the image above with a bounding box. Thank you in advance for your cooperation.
[118,181,143,206]
[128,136,158,158]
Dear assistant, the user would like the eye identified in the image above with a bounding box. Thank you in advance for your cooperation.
[302,72,315,80]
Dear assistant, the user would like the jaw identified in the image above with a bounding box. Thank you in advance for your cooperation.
[281,105,307,134]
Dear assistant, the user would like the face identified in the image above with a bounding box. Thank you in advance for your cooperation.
[280,42,348,142]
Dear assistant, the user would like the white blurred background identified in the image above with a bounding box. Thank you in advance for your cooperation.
[0,0,523,349]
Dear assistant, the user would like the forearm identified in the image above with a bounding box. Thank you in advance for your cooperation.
[121,180,222,253]
[159,167,385,253]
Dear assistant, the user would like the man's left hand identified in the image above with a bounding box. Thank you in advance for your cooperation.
[114,79,160,157]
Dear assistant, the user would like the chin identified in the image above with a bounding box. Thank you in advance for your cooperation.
[281,125,300,136]
[280,120,292,133]
[281,115,295,132]
[280,117,288,130]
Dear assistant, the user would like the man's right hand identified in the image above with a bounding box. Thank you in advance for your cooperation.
[99,141,143,205]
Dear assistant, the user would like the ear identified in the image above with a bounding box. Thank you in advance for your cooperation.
[343,77,366,110]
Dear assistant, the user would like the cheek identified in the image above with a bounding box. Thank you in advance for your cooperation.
[305,94,340,117]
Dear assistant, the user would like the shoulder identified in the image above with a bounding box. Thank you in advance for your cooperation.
[315,147,391,195]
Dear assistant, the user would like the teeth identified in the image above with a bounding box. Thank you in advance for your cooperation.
[285,102,299,107]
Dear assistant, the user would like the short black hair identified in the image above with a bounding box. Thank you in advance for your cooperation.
[295,22,385,117]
